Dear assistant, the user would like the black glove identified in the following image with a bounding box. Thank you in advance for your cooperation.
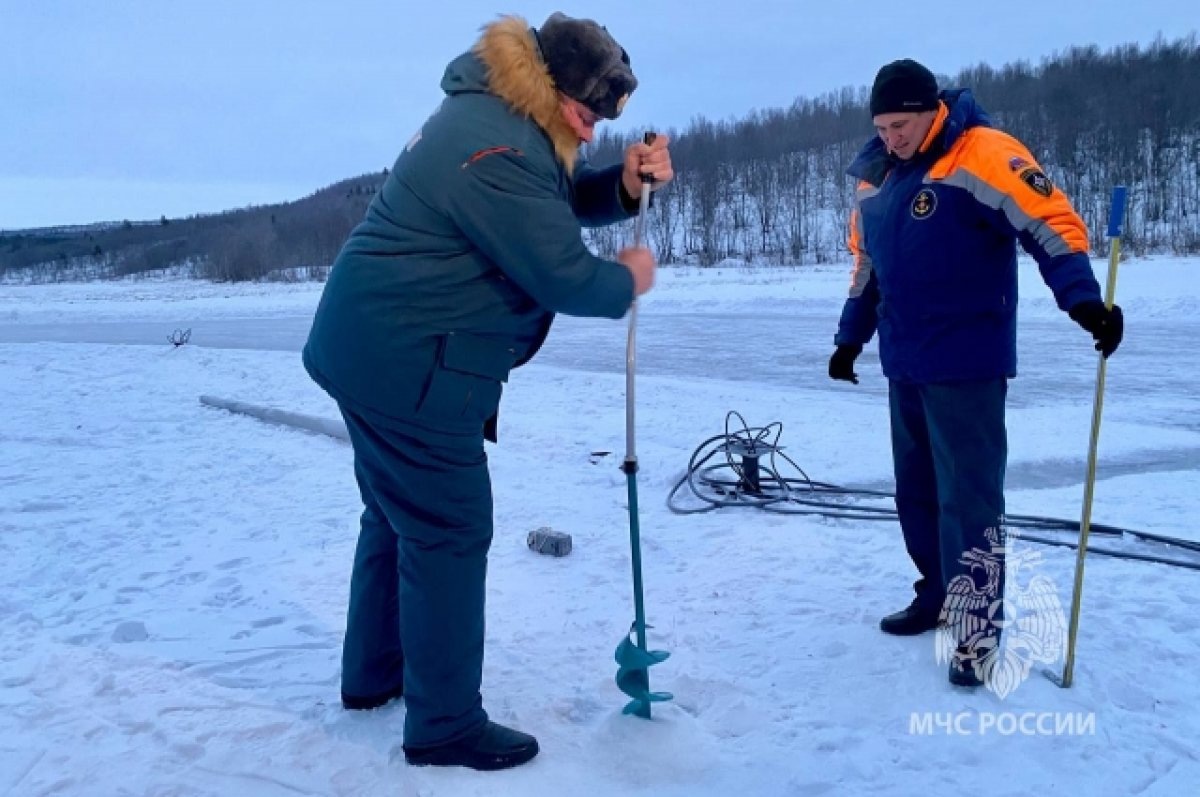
[1068,301,1124,358]
[828,343,863,384]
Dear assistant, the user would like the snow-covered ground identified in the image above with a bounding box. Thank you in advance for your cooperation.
[2,257,1198,795]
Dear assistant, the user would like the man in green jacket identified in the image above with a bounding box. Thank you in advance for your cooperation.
[303,12,671,771]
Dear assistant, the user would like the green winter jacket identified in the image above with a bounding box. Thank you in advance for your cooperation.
[303,16,636,439]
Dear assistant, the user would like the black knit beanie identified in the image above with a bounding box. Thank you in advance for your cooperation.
[535,12,637,119]
[869,59,939,116]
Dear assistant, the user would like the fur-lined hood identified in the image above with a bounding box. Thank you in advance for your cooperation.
[439,15,581,173]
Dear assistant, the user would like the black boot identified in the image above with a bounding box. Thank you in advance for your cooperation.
[403,721,539,771]
[341,681,404,711]
[879,599,941,636]
[948,646,985,688]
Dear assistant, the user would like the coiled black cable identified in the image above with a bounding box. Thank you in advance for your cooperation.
[667,411,1200,571]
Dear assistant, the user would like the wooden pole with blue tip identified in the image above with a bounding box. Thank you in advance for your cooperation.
[1052,185,1127,689]
[615,131,671,718]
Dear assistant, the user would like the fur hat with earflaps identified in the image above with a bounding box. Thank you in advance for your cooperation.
[534,12,637,119]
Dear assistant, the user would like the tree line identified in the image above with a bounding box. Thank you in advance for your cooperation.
[3,35,1196,282]
[0,175,383,283]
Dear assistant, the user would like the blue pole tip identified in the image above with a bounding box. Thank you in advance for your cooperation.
[1107,186,1128,238]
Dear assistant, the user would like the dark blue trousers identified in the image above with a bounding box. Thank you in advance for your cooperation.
[888,379,1007,623]
[338,404,491,748]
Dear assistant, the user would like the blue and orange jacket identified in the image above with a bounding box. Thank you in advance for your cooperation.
[835,89,1102,383]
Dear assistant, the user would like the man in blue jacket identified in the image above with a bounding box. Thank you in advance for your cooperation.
[303,12,672,769]
[829,59,1123,688]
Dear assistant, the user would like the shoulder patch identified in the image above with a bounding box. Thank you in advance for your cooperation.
[1017,166,1054,197]
[911,188,938,219]
[462,146,524,169]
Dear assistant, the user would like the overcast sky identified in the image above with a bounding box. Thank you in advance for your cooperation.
[3,1,1194,230]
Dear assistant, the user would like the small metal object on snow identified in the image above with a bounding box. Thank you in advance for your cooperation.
[527,527,572,557]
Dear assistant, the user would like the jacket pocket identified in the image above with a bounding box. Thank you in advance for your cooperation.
[416,332,517,424]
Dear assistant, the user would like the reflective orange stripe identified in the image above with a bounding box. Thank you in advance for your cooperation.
[932,128,1089,253]
[847,183,875,297]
